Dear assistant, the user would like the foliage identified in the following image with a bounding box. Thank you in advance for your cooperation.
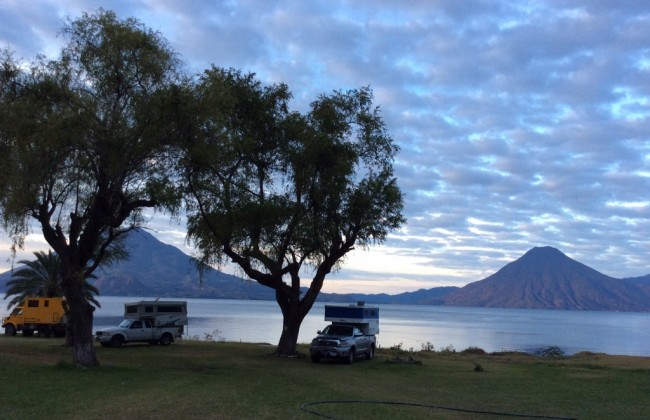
[536,346,566,358]
[182,68,405,356]
[4,250,99,310]
[420,341,435,352]
[0,9,183,367]
[388,342,422,364]
[4,251,63,308]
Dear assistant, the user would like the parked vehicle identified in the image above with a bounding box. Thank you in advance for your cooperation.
[2,297,67,337]
[310,303,378,364]
[95,300,187,347]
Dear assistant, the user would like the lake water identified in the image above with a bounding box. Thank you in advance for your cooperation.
[93,296,650,356]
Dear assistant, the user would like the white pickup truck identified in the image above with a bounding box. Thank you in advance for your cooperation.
[95,300,187,347]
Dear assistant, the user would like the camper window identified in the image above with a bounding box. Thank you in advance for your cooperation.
[158,306,183,312]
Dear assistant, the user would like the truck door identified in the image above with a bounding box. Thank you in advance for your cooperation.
[128,320,148,341]
[144,319,154,339]
[353,327,368,351]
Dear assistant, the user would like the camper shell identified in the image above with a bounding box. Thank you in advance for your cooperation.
[123,300,188,330]
[324,303,379,335]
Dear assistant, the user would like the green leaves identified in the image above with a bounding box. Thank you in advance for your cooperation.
[184,72,405,284]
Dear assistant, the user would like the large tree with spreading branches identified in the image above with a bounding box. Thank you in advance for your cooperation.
[0,10,182,366]
[183,68,405,356]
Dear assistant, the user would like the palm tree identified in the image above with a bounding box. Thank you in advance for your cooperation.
[4,250,100,310]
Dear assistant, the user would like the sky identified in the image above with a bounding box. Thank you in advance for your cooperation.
[1,1,649,295]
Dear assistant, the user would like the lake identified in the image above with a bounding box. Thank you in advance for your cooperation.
[93,296,650,356]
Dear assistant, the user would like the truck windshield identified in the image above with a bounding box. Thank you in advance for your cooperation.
[118,320,131,328]
[323,325,353,336]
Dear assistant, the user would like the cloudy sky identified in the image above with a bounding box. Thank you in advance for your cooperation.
[1,1,649,294]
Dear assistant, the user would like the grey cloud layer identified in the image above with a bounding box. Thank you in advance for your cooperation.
[0,0,648,290]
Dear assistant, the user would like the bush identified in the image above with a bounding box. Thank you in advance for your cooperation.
[420,341,435,352]
[536,346,565,358]
[388,343,421,364]
[462,346,487,355]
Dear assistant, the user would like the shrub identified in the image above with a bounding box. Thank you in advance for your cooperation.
[462,346,487,355]
[420,341,435,352]
[536,346,565,358]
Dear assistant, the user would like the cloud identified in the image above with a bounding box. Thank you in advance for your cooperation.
[1,1,649,293]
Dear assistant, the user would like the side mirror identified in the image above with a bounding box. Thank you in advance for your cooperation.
[317,330,322,334]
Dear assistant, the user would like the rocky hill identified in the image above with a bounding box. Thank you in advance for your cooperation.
[443,247,650,311]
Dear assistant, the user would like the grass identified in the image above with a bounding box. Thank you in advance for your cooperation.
[1,337,650,419]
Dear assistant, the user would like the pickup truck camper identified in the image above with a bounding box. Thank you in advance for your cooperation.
[310,302,378,364]
[95,300,187,347]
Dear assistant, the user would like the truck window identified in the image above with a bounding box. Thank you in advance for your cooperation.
[131,320,143,329]
[145,306,154,313]
[44,300,49,307]
[157,305,183,312]
[27,300,39,307]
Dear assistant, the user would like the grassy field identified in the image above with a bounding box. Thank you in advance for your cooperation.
[1,337,649,419]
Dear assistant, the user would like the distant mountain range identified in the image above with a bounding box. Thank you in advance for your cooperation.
[1,229,649,311]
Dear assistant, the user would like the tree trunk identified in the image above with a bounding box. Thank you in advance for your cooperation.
[64,277,99,367]
[275,292,305,356]
[276,311,303,356]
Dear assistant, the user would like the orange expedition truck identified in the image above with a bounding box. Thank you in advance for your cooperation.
[2,297,67,337]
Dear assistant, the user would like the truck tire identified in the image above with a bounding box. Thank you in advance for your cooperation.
[159,333,173,345]
[22,329,34,337]
[110,335,124,348]
[4,324,16,336]
[345,347,355,364]
[38,326,52,338]
[366,345,375,360]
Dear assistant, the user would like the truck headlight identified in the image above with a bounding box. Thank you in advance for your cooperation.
[338,340,349,347]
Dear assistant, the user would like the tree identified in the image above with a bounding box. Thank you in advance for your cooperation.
[183,68,405,356]
[0,10,182,366]
[5,251,102,310]
[5,250,65,308]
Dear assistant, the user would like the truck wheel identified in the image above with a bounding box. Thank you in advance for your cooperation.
[311,354,321,363]
[4,324,16,336]
[366,345,375,360]
[22,329,34,337]
[110,335,124,348]
[159,333,173,345]
[38,326,52,338]
[345,348,355,364]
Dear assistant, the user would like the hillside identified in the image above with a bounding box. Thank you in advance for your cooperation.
[1,234,649,311]
[0,229,276,301]
[443,247,650,311]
